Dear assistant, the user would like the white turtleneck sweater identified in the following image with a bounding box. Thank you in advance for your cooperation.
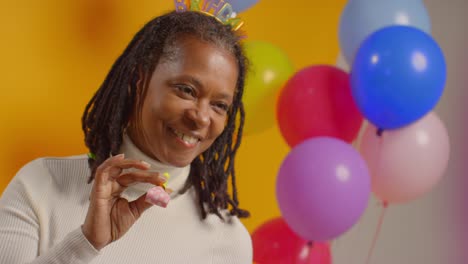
[0,136,252,264]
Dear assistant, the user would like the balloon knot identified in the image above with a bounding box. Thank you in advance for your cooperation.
[377,128,384,137]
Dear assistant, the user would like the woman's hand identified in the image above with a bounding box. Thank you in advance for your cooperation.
[81,154,167,250]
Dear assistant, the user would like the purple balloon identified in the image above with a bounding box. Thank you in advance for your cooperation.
[276,137,371,241]
[229,0,259,12]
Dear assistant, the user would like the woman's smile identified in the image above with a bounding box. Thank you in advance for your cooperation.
[168,126,201,148]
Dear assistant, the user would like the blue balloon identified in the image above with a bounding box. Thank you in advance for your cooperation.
[350,26,446,129]
[229,0,259,13]
[339,0,431,65]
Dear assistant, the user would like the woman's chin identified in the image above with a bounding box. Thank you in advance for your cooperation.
[163,155,194,168]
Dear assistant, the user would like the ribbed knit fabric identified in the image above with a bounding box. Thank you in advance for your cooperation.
[0,135,252,264]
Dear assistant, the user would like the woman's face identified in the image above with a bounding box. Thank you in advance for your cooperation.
[128,36,239,167]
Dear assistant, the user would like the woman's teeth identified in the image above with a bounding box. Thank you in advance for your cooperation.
[173,129,198,144]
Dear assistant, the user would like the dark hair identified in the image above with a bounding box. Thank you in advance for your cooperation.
[82,10,249,219]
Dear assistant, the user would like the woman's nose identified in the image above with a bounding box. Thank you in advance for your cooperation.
[185,104,210,128]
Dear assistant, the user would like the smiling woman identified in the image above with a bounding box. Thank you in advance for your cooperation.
[129,35,239,167]
[0,8,251,264]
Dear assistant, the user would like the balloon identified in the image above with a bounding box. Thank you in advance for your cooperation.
[336,52,350,72]
[339,0,431,65]
[252,217,332,264]
[277,65,363,147]
[351,25,446,129]
[359,112,450,203]
[243,41,294,135]
[228,0,259,13]
[276,137,371,241]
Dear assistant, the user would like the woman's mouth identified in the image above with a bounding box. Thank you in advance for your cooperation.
[170,127,200,147]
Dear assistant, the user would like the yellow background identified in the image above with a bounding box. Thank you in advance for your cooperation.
[0,0,346,233]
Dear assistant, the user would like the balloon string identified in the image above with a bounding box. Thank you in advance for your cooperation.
[365,201,388,264]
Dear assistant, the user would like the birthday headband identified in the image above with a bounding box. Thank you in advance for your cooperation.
[174,0,244,31]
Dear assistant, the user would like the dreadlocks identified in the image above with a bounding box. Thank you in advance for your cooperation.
[81,11,249,219]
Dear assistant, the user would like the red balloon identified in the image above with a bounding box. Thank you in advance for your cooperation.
[252,218,332,264]
[277,65,363,147]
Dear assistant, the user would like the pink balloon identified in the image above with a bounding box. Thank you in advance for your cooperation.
[276,65,363,147]
[359,112,450,203]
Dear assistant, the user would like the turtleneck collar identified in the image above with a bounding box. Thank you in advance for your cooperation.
[119,134,191,200]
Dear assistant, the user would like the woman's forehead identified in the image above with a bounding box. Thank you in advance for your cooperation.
[161,35,237,72]
[151,36,238,94]
[161,33,233,61]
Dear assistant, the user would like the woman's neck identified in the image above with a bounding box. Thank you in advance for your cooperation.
[119,134,191,197]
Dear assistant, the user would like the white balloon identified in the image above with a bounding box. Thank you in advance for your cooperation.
[336,52,350,72]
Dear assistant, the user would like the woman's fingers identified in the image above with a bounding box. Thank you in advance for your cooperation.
[94,154,125,184]
[128,186,173,217]
[129,193,154,218]
[117,171,167,188]
[94,155,151,185]
[108,160,152,179]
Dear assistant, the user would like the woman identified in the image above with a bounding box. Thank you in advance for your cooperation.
[0,9,251,264]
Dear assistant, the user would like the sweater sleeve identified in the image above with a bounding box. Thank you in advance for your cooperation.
[0,160,99,264]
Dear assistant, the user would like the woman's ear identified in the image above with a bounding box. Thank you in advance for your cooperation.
[133,65,150,105]
[126,65,147,130]
[136,65,145,90]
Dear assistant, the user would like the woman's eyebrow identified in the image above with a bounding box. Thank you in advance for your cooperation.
[216,92,233,102]
[176,75,203,88]
[176,75,233,101]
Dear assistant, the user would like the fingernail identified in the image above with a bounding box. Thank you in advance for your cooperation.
[159,175,167,182]
[141,161,151,167]
[114,153,125,159]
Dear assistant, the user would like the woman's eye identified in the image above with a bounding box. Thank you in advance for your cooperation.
[176,85,195,97]
[213,102,229,112]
